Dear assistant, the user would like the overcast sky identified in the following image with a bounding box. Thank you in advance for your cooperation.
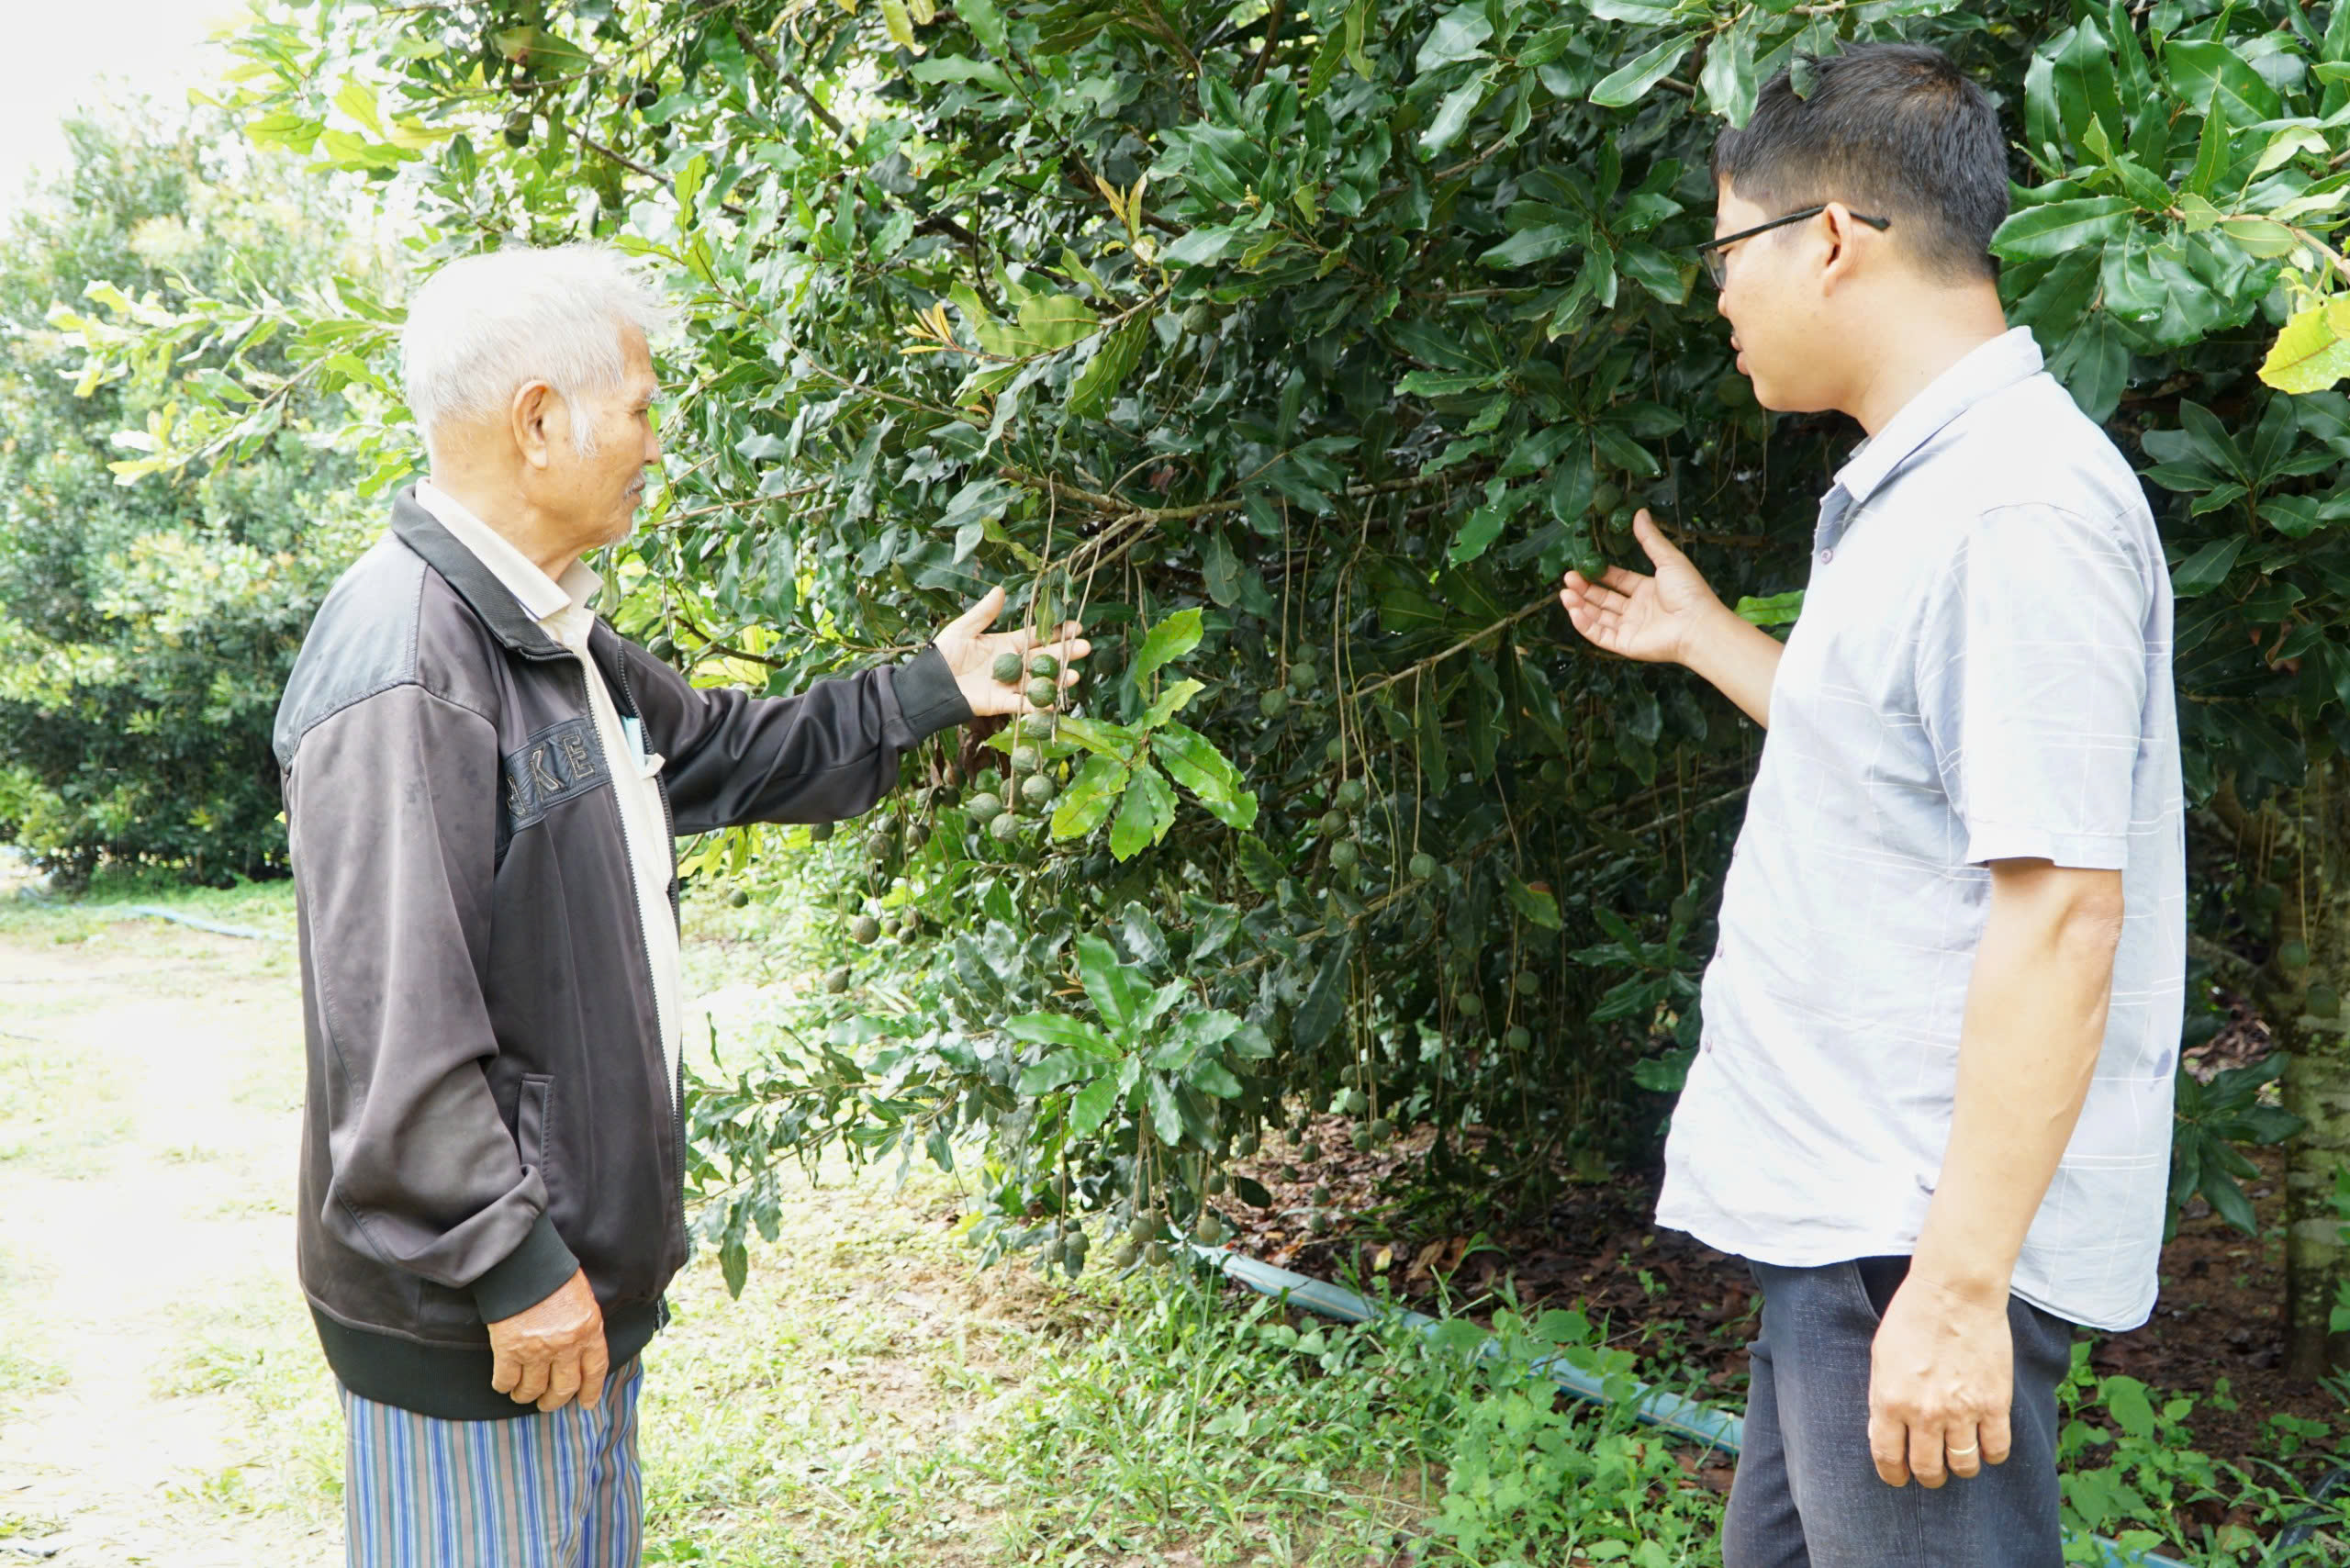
[0,0,249,212]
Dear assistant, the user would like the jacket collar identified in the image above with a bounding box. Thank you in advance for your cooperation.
[388,486,567,660]
[1831,326,2044,507]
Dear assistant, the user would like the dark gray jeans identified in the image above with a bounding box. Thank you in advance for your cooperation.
[1722,1256,2077,1568]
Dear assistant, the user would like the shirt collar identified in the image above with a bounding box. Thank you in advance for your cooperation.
[1831,327,2044,508]
[413,479,601,625]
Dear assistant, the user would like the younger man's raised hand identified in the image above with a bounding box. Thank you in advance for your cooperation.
[1557,510,1724,667]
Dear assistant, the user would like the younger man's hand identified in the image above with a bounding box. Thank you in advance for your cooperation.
[1866,1271,2014,1489]
[1557,510,1726,666]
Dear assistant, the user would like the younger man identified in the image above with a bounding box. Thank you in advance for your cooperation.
[1556,44,2184,1567]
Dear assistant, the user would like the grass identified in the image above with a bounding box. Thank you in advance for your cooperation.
[628,1149,1733,1568]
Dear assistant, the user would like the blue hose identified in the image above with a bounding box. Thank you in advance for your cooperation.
[119,903,284,942]
[1189,1243,2192,1568]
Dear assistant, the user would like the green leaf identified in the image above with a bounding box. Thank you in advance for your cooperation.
[2044,309,2130,422]
[1735,589,1804,627]
[2219,216,2299,259]
[1990,196,2134,262]
[2178,401,2248,480]
[332,79,384,137]
[1236,833,1283,893]
[1505,876,1563,930]
[1292,935,1353,1050]
[1421,78,1488,155]
[1018,1049,1098,1093]
[1160,226,1239,268]
[1069,1066,1128,1136]
[1345,0,1374,78]
[2185,89,2232,199]
[2255,300,2350,395]
[1305,25,1348,100]
[1187,1058,1243,1097]
[1147,1074,1186,1146]
[1201,529,1244,607]
[2165,38,2283,127]
[907,55,1014,92]
[1449,477,1522,565]
[2260,301,2350,394]
[1053,715,1147,759]
[1075,932,1150,1036]
[1699,15,1757,127]
[1616,241,1689,305]
[2103,1375,2156,1440]
[1152,722,1260,829]
[1398,368,1500,397]
[1109,762,1177,859]
[1416,6,1494,72]
[1480,224,1583,269]
[1590,34,1695,109]
[953,0,1009,53]
[977,283,1097,356]
[2261,496,2331,540]
[1067,316,1147,418]
[1585,0,1680,20]
[1051,755,1132,838]
[2169,535,2244,597]
[1134,607,1204,682]
[879,0,921,50]
[1006,1013,1115,1052]
[1138,678,1204,729]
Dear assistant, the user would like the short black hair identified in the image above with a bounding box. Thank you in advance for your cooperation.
[1710,43,2008,283]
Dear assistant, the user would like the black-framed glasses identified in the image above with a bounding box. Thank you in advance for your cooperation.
[1695,206,1892,288]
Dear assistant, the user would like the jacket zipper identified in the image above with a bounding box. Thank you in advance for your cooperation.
[605,641,693,1255]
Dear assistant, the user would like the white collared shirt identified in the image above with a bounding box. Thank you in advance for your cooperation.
[1657,329,2186,1333]
[414,481,684,1108]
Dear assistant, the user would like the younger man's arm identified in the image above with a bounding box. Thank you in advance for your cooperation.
[1870,860,2121,1489]
[1556,510,1783,726]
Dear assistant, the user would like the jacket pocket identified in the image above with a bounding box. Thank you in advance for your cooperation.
[518,1072,554,1192]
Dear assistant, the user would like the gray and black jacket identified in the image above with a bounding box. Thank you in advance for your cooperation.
[274,488,970,1418]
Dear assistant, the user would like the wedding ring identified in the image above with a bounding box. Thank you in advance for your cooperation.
[1948,1442,1979,1459]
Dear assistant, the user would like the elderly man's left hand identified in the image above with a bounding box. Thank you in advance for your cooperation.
[935,586,1091,718]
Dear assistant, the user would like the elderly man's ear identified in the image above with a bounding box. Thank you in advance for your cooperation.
[510,381,560,468]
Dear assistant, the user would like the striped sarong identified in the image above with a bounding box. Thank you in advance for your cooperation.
[341,1358,645,1567]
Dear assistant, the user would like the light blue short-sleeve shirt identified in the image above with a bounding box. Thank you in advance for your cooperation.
[1656,328,2187,1334]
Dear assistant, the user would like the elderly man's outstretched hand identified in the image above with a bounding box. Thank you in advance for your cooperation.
[936,586,1091,718]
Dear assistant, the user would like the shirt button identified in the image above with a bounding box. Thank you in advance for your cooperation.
[1819,547,1834,563]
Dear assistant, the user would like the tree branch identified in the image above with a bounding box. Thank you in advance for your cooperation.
[1245,0,1288,87]
[732,16,849,145]
[1348,595,1556,701]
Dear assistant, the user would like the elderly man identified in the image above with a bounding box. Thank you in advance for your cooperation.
[274,242,1081,1564]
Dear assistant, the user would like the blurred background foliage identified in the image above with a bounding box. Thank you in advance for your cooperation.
[0,106,378,884]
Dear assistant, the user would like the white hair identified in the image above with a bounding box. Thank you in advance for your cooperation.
[400,242,674,459]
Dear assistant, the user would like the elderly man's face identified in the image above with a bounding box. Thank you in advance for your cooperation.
[544,325,662,550]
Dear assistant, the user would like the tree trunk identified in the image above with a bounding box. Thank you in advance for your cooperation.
[2226,762,2350,1377]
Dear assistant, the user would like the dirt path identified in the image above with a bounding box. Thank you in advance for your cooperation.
[0,912,336,1564]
